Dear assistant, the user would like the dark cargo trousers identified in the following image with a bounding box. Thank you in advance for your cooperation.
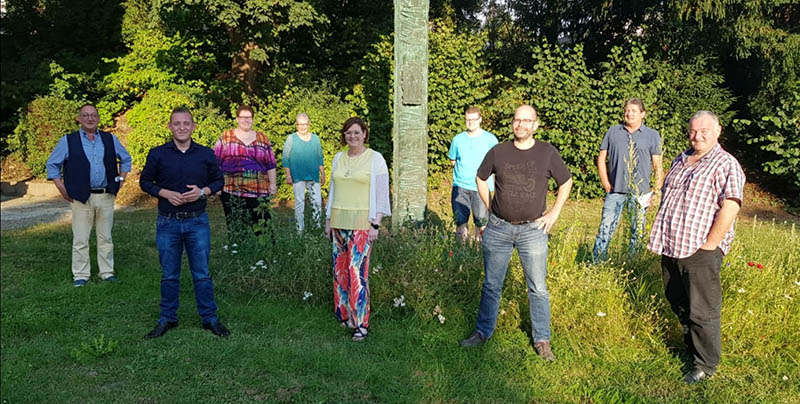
[661,248,724,375]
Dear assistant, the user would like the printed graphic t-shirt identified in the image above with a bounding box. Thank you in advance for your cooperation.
[477,140,571,223]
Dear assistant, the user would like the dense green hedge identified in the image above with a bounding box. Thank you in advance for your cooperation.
[10,29,741,201]
[9,96,83,178]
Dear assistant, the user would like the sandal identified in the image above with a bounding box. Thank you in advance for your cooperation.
[352,327,368,342]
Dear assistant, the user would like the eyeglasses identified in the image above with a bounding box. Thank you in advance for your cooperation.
[466,118,481,123]
[513,119,535,125]
[237,116,253,120]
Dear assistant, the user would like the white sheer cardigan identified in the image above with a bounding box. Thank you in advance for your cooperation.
[325,149,391,224]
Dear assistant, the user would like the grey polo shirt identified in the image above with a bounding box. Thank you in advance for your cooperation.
[600,123,662,194]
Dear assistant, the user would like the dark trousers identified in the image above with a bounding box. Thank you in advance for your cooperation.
[220,192,271,235]
[662,248,724,374]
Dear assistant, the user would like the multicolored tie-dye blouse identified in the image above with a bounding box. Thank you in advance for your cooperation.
[213,130,277,198]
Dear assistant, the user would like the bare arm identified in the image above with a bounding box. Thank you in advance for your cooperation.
[318,165,325,187]
[652,155,664,192]
[700,199,741,250]
[476,176,491,211]
[597,150,611,193]
[284,167,293,185]
[534,178,573,234]
[268,168,277,194]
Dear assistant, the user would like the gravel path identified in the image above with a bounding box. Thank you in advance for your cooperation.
[0,195,73,230]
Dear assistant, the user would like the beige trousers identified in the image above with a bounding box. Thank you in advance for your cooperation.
[71,193,115,281]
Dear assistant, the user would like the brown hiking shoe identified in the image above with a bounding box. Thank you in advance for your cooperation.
[534,340,556,361]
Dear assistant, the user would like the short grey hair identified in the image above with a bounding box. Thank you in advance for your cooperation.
[689,110,721,134]
[296,113,310,122]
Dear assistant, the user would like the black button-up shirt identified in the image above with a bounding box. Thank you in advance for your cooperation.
[140,140,224,214]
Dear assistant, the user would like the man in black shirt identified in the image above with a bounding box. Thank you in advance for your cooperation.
[460,105,572,362]
[140,107,230,339]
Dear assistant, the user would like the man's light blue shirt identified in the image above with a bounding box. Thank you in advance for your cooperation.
[448,129,498,191]
[46,128,132,188]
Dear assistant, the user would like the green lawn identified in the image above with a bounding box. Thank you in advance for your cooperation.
[2,198,798,403]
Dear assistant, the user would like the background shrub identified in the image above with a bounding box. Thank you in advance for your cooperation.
[9,95,82,178]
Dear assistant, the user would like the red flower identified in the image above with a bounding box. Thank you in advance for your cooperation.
[748,261,755,267]
[760,334,767,340]
[757,263,764,269]
[448,251,453,257]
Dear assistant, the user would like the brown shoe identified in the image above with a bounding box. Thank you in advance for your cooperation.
[534,340,556,361]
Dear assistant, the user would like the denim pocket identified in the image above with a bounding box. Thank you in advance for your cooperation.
[156,215,170,229]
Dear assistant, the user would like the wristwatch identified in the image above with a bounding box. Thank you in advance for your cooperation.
[200,189,207,200]
[371,223,380,230]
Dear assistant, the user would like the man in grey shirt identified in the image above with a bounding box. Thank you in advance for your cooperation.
[593,98,663,262]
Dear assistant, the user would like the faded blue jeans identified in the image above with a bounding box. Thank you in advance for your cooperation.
[156,212,219,324]
[592,192,647,262]
[475,214,551,342]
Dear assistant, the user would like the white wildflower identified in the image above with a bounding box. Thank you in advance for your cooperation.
[500,309,506,315]
[437,314,446,324]
[288,252,292,255]
[231,250,238,254]
[256,260,265,266]
[232,243,238,247]
[223,245,228,250]
[631,335,636,339]
[737,288,746,293]
[596,311,607,317]
[302,291,313,300]
[782,375,789,381]
[392,295,406,308]
[250,266,256,270]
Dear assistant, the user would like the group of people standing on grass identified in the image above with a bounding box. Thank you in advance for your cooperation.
[47,97,744,385]
[447,101,744,385]
[46,104,390,342]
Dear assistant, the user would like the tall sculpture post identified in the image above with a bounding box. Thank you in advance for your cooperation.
[392,0,429,226]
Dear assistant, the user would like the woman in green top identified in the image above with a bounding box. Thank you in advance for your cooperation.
[324,117,391,341]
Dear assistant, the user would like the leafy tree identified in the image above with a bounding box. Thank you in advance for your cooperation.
[149,0,328,96]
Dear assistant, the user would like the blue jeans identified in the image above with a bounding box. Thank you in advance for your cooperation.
[592,192,647,262]
[476,214,550,341]
[156,213,218,324]
[451,186,489,227]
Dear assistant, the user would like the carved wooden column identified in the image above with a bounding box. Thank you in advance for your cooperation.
[392,0,429,225]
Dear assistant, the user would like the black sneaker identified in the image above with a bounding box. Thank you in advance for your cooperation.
[459,332,486,347]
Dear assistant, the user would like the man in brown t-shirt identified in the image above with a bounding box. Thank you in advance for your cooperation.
[459,105,573,362]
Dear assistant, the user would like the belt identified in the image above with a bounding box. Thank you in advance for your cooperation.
[159,210,204,219]
[90,188,107,194]
[493,214,535,225]
[507,219,535,225]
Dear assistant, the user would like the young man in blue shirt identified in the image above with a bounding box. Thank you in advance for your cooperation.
[447,106,498,241]
[140,107,230,339]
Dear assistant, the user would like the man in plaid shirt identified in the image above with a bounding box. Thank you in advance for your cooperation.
[648,110,745,384]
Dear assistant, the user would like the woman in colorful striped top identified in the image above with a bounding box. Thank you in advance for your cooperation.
[213,105,277,234]
[324,117,391,342]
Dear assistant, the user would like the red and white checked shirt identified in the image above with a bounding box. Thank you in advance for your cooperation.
[648,144,745,259]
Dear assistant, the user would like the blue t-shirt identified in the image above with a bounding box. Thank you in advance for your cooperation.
[283,133,324,182]
[448,129,498,191]
[600,123,662,194]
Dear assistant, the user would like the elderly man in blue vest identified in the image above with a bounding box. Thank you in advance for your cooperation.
[46,103,132,287]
